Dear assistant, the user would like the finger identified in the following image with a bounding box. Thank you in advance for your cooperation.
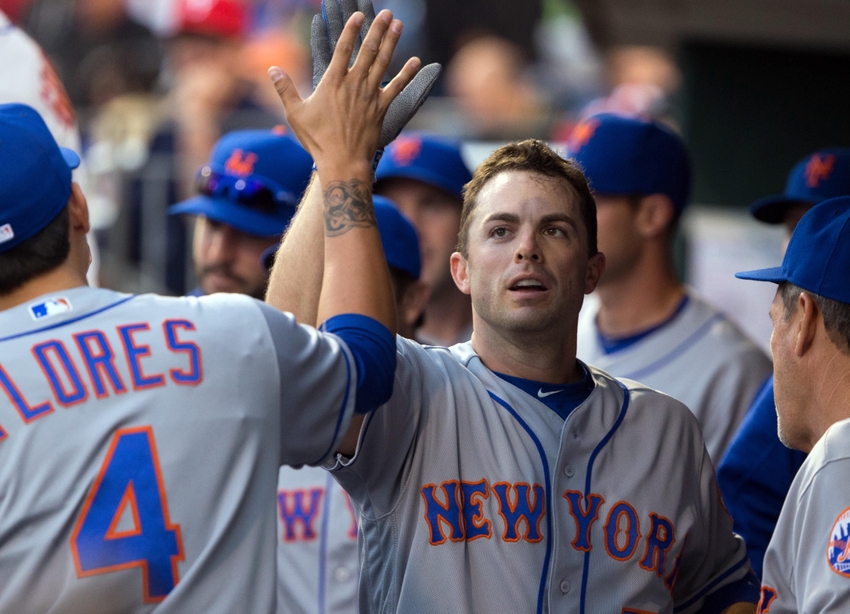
[311,15,331,89]
[326,12,365,79]
[269,67,304,114]
[356,0,377,45]
[339,0,361,60]
[380,56,421,103]
[351,10,392,78]
[322,0,343,44]
[366,17,402,90]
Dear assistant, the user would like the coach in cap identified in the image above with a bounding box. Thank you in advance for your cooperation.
[169,127,312,298]
[736,197,850,611]
[718,148,850,578]
[375,132,473,346]
[569,113,771,462]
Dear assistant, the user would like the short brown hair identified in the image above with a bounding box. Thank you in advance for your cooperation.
[0,207,70,296]
[781,282,850,355]
[457,139,597,258]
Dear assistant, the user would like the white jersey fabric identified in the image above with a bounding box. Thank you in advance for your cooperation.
[330,337,751,613]
[760,417,850,613]
[577,290,772,462]
[0,286,357,613]
[276,466,359,614]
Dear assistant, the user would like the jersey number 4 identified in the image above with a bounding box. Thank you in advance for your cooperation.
[71,426,184,602]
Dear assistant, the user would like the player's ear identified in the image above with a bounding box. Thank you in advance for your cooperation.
[450,251,471,295]
[635,194,674,239]
[794,291,819,357]
[584,251,605,294]
[67,182,91,236]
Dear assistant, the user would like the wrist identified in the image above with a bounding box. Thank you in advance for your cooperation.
[315,159,373,183]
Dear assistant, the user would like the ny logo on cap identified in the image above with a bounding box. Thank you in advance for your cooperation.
[0,223,14,245]
[225,149,258,176]
[568,118,600,152]
[391,136,422,166]
[805,154,836,188]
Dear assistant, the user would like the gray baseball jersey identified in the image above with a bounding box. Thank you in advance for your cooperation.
[329,337,752,613]
[0,286,358,613]
[577,290,772,462]
[759,417,850,613]
[276,465,359,614]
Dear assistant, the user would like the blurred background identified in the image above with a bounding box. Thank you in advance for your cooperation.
[2,0,848,349]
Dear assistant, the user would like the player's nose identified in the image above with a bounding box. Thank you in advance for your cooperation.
[514,228,542,263]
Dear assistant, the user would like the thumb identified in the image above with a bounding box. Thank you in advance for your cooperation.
[269,66,303,112]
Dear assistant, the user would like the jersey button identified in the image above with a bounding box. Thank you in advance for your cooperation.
[559,580,571,594]
[563,464,575,478]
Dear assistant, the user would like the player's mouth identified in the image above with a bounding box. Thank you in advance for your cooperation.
[507,276,549,296]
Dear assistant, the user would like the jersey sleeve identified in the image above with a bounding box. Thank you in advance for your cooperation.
[327,336,425,518]
[254,301,361,467]
[762,455,850,613]
[670,444,759,613]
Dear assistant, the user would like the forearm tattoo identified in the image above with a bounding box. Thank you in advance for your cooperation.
[323,180,377,237]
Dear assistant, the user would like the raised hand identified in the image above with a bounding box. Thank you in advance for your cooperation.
[269,10,421,176]
[312,0,441,150]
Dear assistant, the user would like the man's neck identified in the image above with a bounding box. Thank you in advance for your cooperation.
[471,317,582,385]
[417,287,473,346]
[0,266,88,312]
[595,263,684,338]
[808,345,850,452]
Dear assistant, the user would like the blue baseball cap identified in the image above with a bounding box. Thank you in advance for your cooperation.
[568,113,692,214]
[0,103,81,253]
[376,132,472,201]
[169,127,313,237]
[749,148,850,224]
[262,195,421,279]
[736,196,850,304]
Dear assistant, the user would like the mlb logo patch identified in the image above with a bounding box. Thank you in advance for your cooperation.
[0,223,14,245]
[29,297,73,321]
[827,507,850,577]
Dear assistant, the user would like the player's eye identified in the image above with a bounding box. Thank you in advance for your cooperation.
[543,226,566,237]
[491,226,508,238]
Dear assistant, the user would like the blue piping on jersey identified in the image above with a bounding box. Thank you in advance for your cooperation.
[672,553,749,612]
[618,314,724,382]
[0,24,15,35]
[579,382,630,614]
[0,295,137,343]
[488,391,552,614]
[311,347,353,466]
[317,471,334,614]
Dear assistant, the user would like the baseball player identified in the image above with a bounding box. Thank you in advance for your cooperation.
[374,132,474,345]
[718,148,850,578]
[268,3,759,611]
[569,113,772,462]
[734,197,850,613]
[168,127,313,299]
[275,196,427,614]
[0,8,420,610]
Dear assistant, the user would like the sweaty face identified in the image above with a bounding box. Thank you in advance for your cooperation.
[376,178,462,296]
[455,170,602,336]
[593,194,642,287]
[192,216,277,298]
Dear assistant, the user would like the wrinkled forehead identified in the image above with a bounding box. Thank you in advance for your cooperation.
[473,169,583,224]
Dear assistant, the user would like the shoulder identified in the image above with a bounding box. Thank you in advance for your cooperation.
[790,420,850,502]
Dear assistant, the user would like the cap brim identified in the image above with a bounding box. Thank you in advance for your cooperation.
[169,196,293,237]
[734,266,786,283]
[749,194,815,224]
[60,147,81,170]
[375,166,463,202]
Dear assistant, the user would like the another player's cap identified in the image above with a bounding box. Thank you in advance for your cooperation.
[175,0,247,39]
[568,113,691,214]
[736,196,850,304]
[169,127,313,237]
[376,133,472,201]
[0,103,81,254]
[749,148,850,224]
[262,195,421,279]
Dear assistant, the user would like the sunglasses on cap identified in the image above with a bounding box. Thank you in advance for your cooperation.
[195,166,298,214]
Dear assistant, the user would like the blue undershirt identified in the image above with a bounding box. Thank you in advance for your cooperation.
[597,295,690,354]
[495,362,594,421]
